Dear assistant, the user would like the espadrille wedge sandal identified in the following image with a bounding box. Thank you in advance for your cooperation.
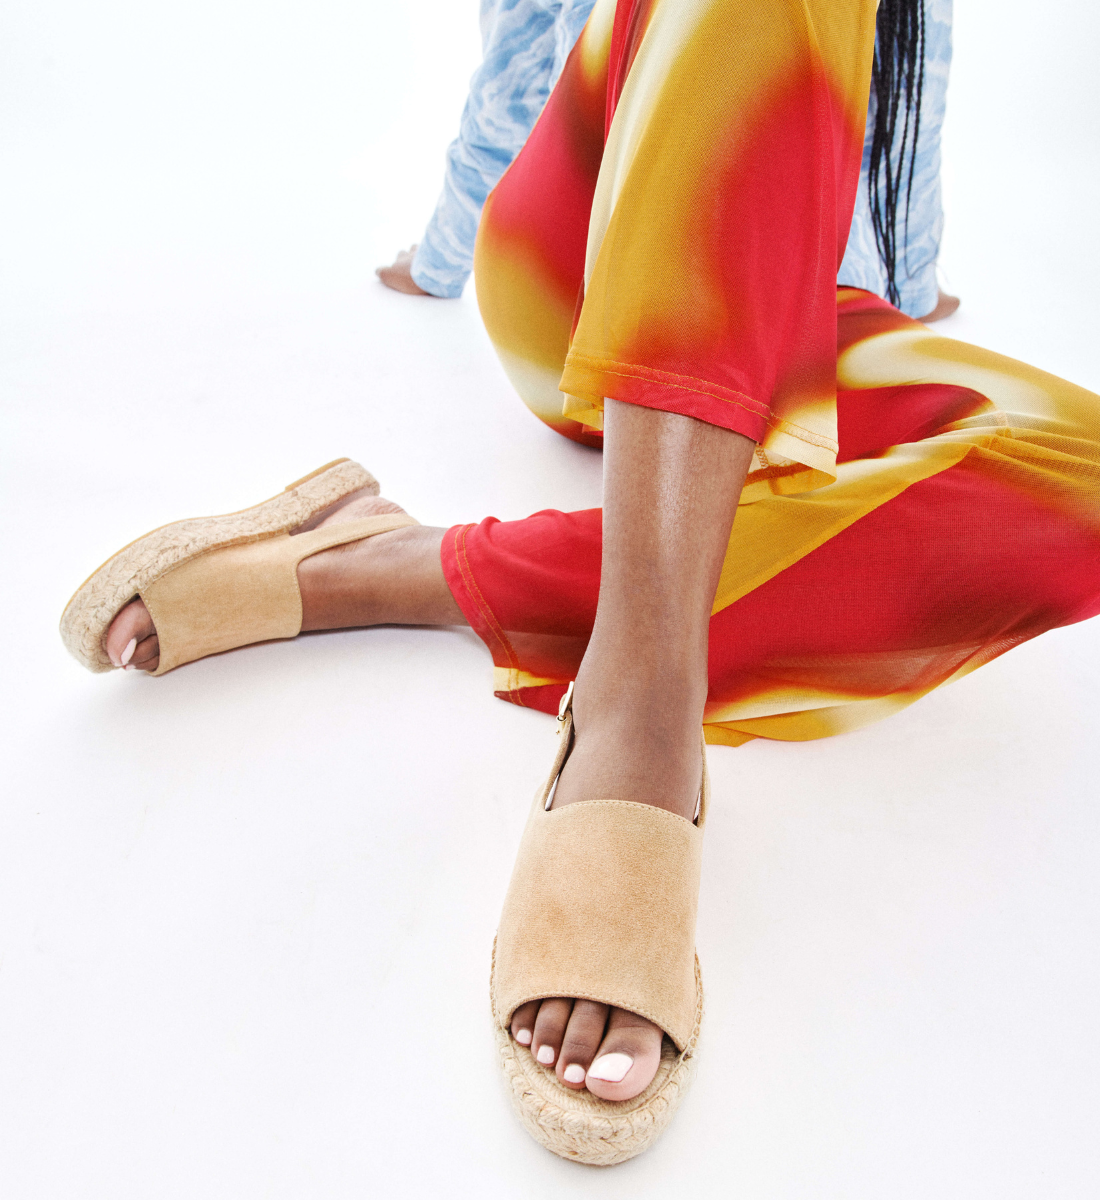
[492,683,706,1166]
[60,458,417,675]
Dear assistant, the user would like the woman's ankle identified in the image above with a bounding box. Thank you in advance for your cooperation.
[572,653,709,735]
[554,671,706,818]
[298,525,464,630]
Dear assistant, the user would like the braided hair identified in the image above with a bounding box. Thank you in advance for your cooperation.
[868,0,926,306]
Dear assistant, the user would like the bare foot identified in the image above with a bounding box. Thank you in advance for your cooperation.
[375,246,433,296]
[509,675,703,1102]
[101,490,443,673]
[918,289,960,323]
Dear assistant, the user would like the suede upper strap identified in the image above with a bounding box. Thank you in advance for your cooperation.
[492,707,707,1052]
[142,513,418,675]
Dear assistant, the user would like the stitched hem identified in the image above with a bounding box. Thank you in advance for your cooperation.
[561,351,840,455]
[565,351,770,419]
[561,352,770,443]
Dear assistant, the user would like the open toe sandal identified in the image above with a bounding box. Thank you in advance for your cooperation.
[60,458,417,675]
[491,683,706,1166]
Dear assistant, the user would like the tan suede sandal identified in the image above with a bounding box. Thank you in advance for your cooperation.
[491,683,706,1166]
[60,458,417,675]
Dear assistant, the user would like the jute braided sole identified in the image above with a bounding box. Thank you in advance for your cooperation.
[59,458,377,673]
[492,954,703,1166]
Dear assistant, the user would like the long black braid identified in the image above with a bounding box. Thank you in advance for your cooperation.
[869,0,926,306]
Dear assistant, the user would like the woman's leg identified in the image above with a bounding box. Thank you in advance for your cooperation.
[448,291,1100,1097]
[473,0,879,1105]
[503,399,754,1100]
[557,400,753,814]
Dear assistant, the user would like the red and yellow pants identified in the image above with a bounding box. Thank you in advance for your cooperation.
[440,0,1100,746]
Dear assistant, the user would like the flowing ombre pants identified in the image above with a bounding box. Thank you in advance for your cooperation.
[439,0,1100,746]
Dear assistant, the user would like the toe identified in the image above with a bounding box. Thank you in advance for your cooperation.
[556,999,609,1089]
[510,1001,539,1047]
[105,598,157,670]
[531,997,573,1069]
[583,1007,665,1101]
[127,633,160,673]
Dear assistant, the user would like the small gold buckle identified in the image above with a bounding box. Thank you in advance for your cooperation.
[556,679,575,732]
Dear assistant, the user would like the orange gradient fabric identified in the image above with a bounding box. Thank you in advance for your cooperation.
[455,1,1100,744]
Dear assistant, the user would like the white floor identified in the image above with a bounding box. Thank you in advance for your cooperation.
[2,2,1099,1196]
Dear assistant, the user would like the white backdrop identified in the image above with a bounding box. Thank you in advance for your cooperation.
[2,3,1099,1197]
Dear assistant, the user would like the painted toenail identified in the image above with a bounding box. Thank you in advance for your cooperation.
[563,1063,586,1084]
[587,1052,633,1083]
[120,637,137,666]
[536,1045,555,1065]
[514,1028,532,1045]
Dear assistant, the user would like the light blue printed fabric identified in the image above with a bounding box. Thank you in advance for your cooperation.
[411,0,594,298]
[839,0,953,316]
[414,0,951,317]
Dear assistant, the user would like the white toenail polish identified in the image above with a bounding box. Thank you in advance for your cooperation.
[515,1028,532,1045]
[536,1045,555,1065]
[120,637,137,667]
[587,1053,633,1083]
[563,1063,586,1084]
